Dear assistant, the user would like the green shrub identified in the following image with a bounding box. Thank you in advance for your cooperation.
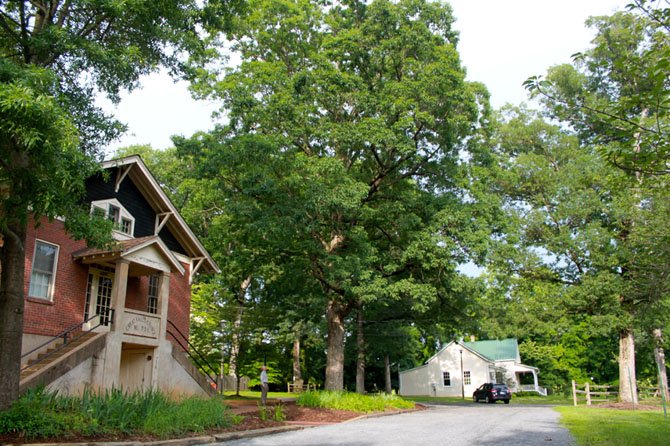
[258,404,269,421]
[273,404,286,422]
[0,387,236,440]
[296,391,414,413]
[0,387,75,438]
[143,396,234,437]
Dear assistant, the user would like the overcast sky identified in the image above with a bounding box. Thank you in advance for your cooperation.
[101,0,630,154]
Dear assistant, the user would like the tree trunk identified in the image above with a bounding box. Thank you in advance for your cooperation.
[229,276,251,396]
[0,221,27,410]
[618,328,639,404]
[356,307,365,394]
[653,328,670,401]
[228,305,243,382]
[325,300,347,391]
[292,332,302,383]
[384,354,392,394]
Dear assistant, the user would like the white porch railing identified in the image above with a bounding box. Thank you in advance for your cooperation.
[519,384,547,396]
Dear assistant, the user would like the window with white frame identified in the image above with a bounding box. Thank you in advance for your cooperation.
[147,274,159,314]
[443,371,451,386]
[91,199,135,236]
[464,370,471,385]
[28,241,59,300]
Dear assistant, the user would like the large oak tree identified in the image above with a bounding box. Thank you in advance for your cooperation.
[184,0,491,390]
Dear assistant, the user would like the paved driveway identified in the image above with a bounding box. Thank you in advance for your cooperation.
[214,403,574,446]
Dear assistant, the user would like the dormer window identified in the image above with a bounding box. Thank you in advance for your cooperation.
[91,199,135,236]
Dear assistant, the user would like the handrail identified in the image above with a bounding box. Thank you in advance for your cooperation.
[166,319,219,390]
[21,309,114,371]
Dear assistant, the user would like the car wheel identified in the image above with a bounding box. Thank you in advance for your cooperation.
[473,396,478,403]
[486,396,492,404]
[504,399,510,404]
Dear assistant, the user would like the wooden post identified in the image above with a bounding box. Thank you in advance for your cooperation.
[572,380,577,406]
[585,382,591,406]
[654,329,670,402]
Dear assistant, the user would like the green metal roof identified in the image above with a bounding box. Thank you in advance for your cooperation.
[463,338,519,361]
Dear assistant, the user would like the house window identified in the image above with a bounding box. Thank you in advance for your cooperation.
[91,199,134,236]
[443,371,451,386]
[147,275,159,314]
[108,204,120,224]
[464,371,471,385]
[28,241,59,300]
[120,217,133,234]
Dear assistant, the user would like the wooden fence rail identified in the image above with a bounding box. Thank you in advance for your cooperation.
[572,380,618,406]
[572,380,661,405]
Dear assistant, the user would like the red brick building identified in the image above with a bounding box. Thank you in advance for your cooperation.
[20,156,219,397]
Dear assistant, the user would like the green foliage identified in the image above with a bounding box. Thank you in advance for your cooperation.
[296,391,414,413]
[273,404,286,422]
[478,103,669,393]
[557,406,670,446]
[0,59,106,242]
[256,403,286,422]
[257,404,269,421]
[525,6,670,175]
[0,388,236,440]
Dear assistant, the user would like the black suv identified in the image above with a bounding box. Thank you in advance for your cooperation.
[473,383,511,404]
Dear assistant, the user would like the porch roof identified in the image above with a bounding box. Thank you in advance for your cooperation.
[463,339,519,361]
[72,236,185,276]
[512,363,539,373]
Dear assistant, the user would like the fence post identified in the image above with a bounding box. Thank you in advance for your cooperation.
[572,380,577,406]
[585,382,591,406]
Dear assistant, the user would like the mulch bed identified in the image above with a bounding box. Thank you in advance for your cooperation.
[594,402,662,411]
[0,401,364,445]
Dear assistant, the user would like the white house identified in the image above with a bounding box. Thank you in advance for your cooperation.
[398,338,546,397]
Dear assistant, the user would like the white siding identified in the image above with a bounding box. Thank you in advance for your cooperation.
[399,342,493,397]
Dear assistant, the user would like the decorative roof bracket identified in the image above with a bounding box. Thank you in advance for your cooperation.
[191,257,205,283]
[115,165,133,192]
[155,212,172,234]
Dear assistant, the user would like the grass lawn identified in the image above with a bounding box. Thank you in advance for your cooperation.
[223,390,295,400]
[403,393,574,405]
[556,406,670,446]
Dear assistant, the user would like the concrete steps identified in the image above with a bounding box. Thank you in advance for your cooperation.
[19,331,107,394]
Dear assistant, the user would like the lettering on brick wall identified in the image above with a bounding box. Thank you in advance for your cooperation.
[124,315,158,338]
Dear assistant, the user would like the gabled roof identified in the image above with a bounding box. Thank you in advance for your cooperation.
[399,338,523,375]
[73,236,185,276]
[101,155,219,275]
[463,339,519,362]
[399,340,492,375]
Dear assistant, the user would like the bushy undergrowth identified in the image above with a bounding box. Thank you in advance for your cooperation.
[296,391,415,413]
[0,387,238,440]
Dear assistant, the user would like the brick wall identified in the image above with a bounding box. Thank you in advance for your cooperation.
[167,263,191,352]
[24,217,89,337]
[125,276,148,312]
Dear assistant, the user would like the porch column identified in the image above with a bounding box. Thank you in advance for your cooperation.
[94,258,129,390]
[158,271,171,340]
[110,259,130,331]
[533,370,539,390]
